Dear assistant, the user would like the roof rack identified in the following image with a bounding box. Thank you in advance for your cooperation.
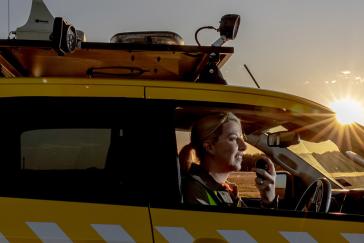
[0,39,233,81]
[1,0,240,84]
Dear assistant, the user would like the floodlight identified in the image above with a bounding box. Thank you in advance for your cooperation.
[194,14,240,47]
[51,17,77,55]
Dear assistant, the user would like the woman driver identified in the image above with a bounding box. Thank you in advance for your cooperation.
[182,112,277,207]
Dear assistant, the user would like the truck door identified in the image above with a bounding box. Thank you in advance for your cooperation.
[143,87,364,242]
[0,97,153,242]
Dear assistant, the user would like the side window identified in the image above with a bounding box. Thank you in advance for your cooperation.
[21,129,110,169]
[175,104,290,208]
[0,98,151,205]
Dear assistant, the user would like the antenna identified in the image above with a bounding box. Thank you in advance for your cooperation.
[15,0,55,40]
[8,0,10,36]
[244,64,261,88]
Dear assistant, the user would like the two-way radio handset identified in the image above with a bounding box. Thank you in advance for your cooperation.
[256,159,269,179]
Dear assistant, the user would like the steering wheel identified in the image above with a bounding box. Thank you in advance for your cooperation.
[295,178,332,213]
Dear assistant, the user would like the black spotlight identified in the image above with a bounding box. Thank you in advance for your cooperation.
[51,17,77,55]
[218,14,240,40]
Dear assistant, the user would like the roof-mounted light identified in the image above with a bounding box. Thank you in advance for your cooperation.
[213,14,240,46]
[110,31,184,45]
[195,14,240,84]
[195,14,240,47]
[50,17,77,55]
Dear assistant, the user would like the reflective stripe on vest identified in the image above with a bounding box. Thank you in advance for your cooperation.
[207,191,218,206]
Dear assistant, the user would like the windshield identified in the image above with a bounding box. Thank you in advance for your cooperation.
[289,139,364,189]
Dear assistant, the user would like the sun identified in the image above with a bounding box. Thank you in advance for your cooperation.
[330,98,364,125]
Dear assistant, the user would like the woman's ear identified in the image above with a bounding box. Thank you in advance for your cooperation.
[203,141,215,155]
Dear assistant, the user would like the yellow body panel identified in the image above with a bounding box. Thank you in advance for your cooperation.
[146,86,324,114]
[0,78,331,115]
[0,78,144,99]
[151,208,364,243]
[0,197,151,242]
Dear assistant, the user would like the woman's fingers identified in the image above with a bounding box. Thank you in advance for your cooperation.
[258,156,276,175]
[256,168,275,183]
[266,158,276,175]
[255,177,273,191]
[255,157,276,203]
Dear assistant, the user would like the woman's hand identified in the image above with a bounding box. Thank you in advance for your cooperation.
[255,156,276,204]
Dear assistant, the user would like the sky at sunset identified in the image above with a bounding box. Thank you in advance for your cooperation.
[1,0,364,110]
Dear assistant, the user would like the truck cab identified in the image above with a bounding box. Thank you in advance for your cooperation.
[0,0,363,242]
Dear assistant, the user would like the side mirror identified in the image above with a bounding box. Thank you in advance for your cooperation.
[267,131,300,148]
[275,171,294,202]
[275,172,288,199]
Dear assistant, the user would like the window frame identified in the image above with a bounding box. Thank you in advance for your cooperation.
[0,97,162,206]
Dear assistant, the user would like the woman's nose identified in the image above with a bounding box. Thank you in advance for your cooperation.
[238,137,247,151]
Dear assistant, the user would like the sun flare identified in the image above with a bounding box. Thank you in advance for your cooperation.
[330,98,364,125]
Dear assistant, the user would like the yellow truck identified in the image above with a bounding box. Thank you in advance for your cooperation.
[0,0,362,242]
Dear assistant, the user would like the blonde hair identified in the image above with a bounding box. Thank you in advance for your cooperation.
[190,112,241,161]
